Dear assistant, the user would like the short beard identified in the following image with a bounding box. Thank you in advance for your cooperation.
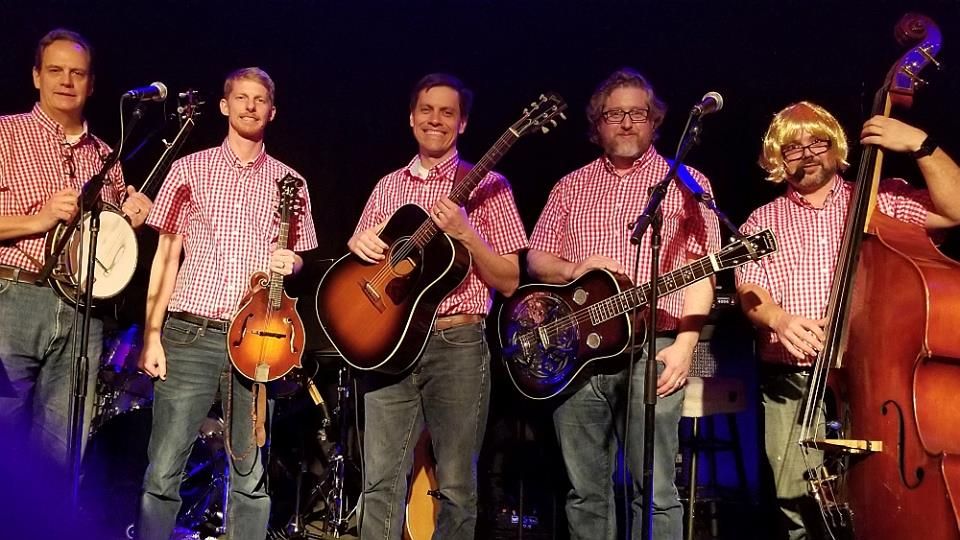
[602,137,647,162]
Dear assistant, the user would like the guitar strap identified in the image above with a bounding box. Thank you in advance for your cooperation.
[452,159,474,192]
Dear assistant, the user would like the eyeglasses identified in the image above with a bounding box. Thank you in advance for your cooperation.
[600,108,650,124]
[781,138,831,162]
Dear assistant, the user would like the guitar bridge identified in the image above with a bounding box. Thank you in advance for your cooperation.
[803,438,883,454]
[359,279,386,313]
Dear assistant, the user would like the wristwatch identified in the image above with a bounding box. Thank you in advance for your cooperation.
[911,135,938,159]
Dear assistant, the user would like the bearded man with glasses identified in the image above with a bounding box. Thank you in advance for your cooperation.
[526,68,721,540]
[735,101,960,539]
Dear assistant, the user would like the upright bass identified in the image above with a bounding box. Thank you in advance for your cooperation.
[798,13,960,540]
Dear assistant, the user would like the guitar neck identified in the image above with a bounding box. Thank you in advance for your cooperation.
[139,117,197,200]
[268,221,290,308]
[410,130,520,248]
[588,254,718,324]
[449,130,518,206]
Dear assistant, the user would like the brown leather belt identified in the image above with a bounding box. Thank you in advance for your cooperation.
[434,313,485,332]
[0,264,44,286]
[168,311,230,333]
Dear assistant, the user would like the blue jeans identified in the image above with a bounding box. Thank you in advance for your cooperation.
[0,279,101,469]
[553,337,684,540]
[138,316,270,540]
[359,322,490,540]
[760,369,825,540]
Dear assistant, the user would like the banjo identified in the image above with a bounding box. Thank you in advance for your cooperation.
[43,91,201,305]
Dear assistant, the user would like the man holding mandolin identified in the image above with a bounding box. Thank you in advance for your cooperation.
[526,68,721,540]
[137,67,317,540]
[0,29,152,468]
[345,73,528,540]
[736,102,960,540]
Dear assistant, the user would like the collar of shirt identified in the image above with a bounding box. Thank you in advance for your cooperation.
[600,144,657,178]
[406,152,460,182]
[219,138,268,171]
[786,174,844,209]
[31,102,90,146]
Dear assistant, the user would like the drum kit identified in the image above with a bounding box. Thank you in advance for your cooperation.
[83,325,361,540]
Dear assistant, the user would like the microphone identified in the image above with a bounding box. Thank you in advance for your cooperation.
[122,82,168,102]
[691,91,723,117]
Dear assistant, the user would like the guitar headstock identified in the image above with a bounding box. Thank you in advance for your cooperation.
[277,173,304,222]
[886,13,942,108]
[510,92,568,138]
[715,229,778,270]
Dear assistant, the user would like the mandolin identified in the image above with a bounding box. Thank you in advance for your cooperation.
[228,174,307,383]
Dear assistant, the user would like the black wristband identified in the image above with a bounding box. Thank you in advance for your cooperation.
[911,135,938,159]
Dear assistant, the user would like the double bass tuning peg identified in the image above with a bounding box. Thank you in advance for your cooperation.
[918,45,942,70]
[901,65,928,88]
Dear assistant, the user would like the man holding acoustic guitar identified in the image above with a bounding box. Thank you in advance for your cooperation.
[344,73,527,539]
[0,29,152,469]
[526,68,721,540]
[137,67,317,540]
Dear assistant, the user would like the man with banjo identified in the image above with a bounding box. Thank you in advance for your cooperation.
[0,28,151,468]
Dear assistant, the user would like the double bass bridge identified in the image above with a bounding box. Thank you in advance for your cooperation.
[802,438,883,455]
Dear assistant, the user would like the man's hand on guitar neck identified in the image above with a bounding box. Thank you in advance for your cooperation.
[430,197,473,243]
[121,185,153,228]
[270,247,301,275]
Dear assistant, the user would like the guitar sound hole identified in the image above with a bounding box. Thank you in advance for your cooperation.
[385,237,423,304]
[507,292,577,383]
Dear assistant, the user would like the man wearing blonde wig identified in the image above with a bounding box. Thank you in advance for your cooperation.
[734,101,960,539]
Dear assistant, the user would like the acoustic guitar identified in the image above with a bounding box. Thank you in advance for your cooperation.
[498,229,777,399]
[316,94,567,374]
[404,430,439,540]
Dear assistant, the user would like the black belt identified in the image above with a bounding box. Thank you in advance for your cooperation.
[0,264,46,287]
[168,312,230,333]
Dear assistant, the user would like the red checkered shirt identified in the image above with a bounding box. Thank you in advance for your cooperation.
[735,175,932,366]
[529,146,722,331]
[147,140,318,320]
[0,103,125,271]
[354,152,528,316]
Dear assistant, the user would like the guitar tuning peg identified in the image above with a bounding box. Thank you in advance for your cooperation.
[540,126,550,134]
[559,113,567,120]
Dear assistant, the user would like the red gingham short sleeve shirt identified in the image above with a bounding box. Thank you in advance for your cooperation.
[0,104,125,271]
[147,140,318,320]
[735,175,932,366]
[529,146,722,331]
[355,152,528,316]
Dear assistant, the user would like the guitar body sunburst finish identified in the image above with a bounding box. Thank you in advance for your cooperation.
[228,275,306,382]
[316,204,471,373]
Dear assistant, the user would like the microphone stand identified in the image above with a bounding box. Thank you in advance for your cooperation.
[627,107,709,540]
[60,101,147,510]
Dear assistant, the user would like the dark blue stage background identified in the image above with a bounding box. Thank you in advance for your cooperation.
[1,1,959,538]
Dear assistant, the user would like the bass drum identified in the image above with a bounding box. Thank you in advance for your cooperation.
[91,324,152,436]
